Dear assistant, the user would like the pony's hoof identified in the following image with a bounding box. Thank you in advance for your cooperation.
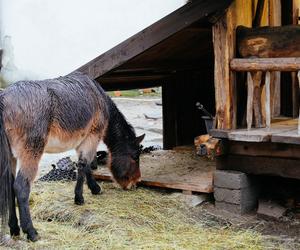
[27,228,39,242]
[10,225,20,237]
[91,184,101,195]
[74,196,84,205]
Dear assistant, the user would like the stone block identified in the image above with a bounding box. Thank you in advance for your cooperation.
[214,170,253,189]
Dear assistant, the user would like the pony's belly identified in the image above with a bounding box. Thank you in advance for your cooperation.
[44,136,83,153]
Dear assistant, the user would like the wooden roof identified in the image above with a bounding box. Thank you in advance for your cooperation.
[76,0,233,89]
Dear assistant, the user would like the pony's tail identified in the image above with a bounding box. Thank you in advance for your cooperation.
[0,98,12,230]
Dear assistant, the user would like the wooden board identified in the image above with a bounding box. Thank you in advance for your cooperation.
[217,155,300,180]
[93,149,214,193]
[272,129,300,144]
[211,118,298,143]
[228,141,300,159]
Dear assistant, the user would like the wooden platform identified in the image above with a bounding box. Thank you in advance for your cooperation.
[211,118,300,144]
[93,149,214,193]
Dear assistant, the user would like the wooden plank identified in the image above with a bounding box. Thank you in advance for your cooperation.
[228,126,297,142]
[228,128,273,142]
[228,141,300,159]
[76,0,233,80]
[212,118,297,142]
[210,129,229,138]
[231,58,300,71]
[93,150,214,193]
[271,129,300,144]
[216,155,300,180]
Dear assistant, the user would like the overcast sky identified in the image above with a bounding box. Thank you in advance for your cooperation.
[0,0,185,80]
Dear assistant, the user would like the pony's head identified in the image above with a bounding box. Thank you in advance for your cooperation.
[110,134,145,189]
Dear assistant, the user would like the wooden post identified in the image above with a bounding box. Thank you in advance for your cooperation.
[265,71,271,129]
[247,72,254,130]
[252,71,264,127]
[298,71,300,134]
[213,4,236,130]
[269,0,281,117]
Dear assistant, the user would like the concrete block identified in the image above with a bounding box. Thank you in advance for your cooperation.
[215,201,256,214]
[214,187,258,205]
[214,170,253,189]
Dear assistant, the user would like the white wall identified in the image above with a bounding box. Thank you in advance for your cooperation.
[0,0,185,83]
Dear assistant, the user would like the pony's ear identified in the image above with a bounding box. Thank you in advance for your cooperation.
[136,134,145,144]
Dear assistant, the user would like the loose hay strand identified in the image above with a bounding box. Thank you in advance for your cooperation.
[1,181,295,249]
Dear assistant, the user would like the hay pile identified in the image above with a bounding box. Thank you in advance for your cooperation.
[1,181,289,249]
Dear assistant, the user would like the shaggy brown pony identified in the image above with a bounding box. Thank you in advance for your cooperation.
[0,72,144,241]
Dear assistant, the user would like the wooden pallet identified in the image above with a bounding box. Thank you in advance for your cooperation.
[93,149,214,193]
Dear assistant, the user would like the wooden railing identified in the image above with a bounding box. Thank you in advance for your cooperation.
[230,57,300,133]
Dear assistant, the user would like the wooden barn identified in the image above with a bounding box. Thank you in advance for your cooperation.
[78,0,300,210]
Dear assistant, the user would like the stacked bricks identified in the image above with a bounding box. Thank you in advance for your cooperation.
[214,170,259,214]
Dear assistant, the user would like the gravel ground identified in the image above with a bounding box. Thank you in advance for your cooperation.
[39,97,162,176]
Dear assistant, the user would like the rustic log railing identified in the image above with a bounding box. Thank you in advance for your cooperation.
[230,57,300,134]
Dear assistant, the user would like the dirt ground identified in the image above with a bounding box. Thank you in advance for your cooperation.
[22,97,300,249]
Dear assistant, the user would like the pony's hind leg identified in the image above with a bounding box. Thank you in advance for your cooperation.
[14,153,42,241]
[8,157,20,237]
[74,134,101,205]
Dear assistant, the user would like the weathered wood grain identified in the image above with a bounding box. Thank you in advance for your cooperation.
[231,58,300,71]
[216,155,300,180]
[228,141,300,159]
[213,4,236,130]
[237,25,300,58]
[246,72,254,130]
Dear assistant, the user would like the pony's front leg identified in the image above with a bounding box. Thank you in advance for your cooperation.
[74,158,102,205]
[75,134,101,205]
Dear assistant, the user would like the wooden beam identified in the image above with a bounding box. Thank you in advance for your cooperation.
[213,3,236,130]
[98,73,169,83]
[269,0,282,117]
[76,0,233,79]
[162,80,177,149]
[265,71,271,129]
[252,71,264,128]
[217,155,300,180]
[298,70,300,134]
[99,81,161,92]
[231,58,300,71]
[228,141,300,159]
[237,25,300,58]
[246,72,254,130]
